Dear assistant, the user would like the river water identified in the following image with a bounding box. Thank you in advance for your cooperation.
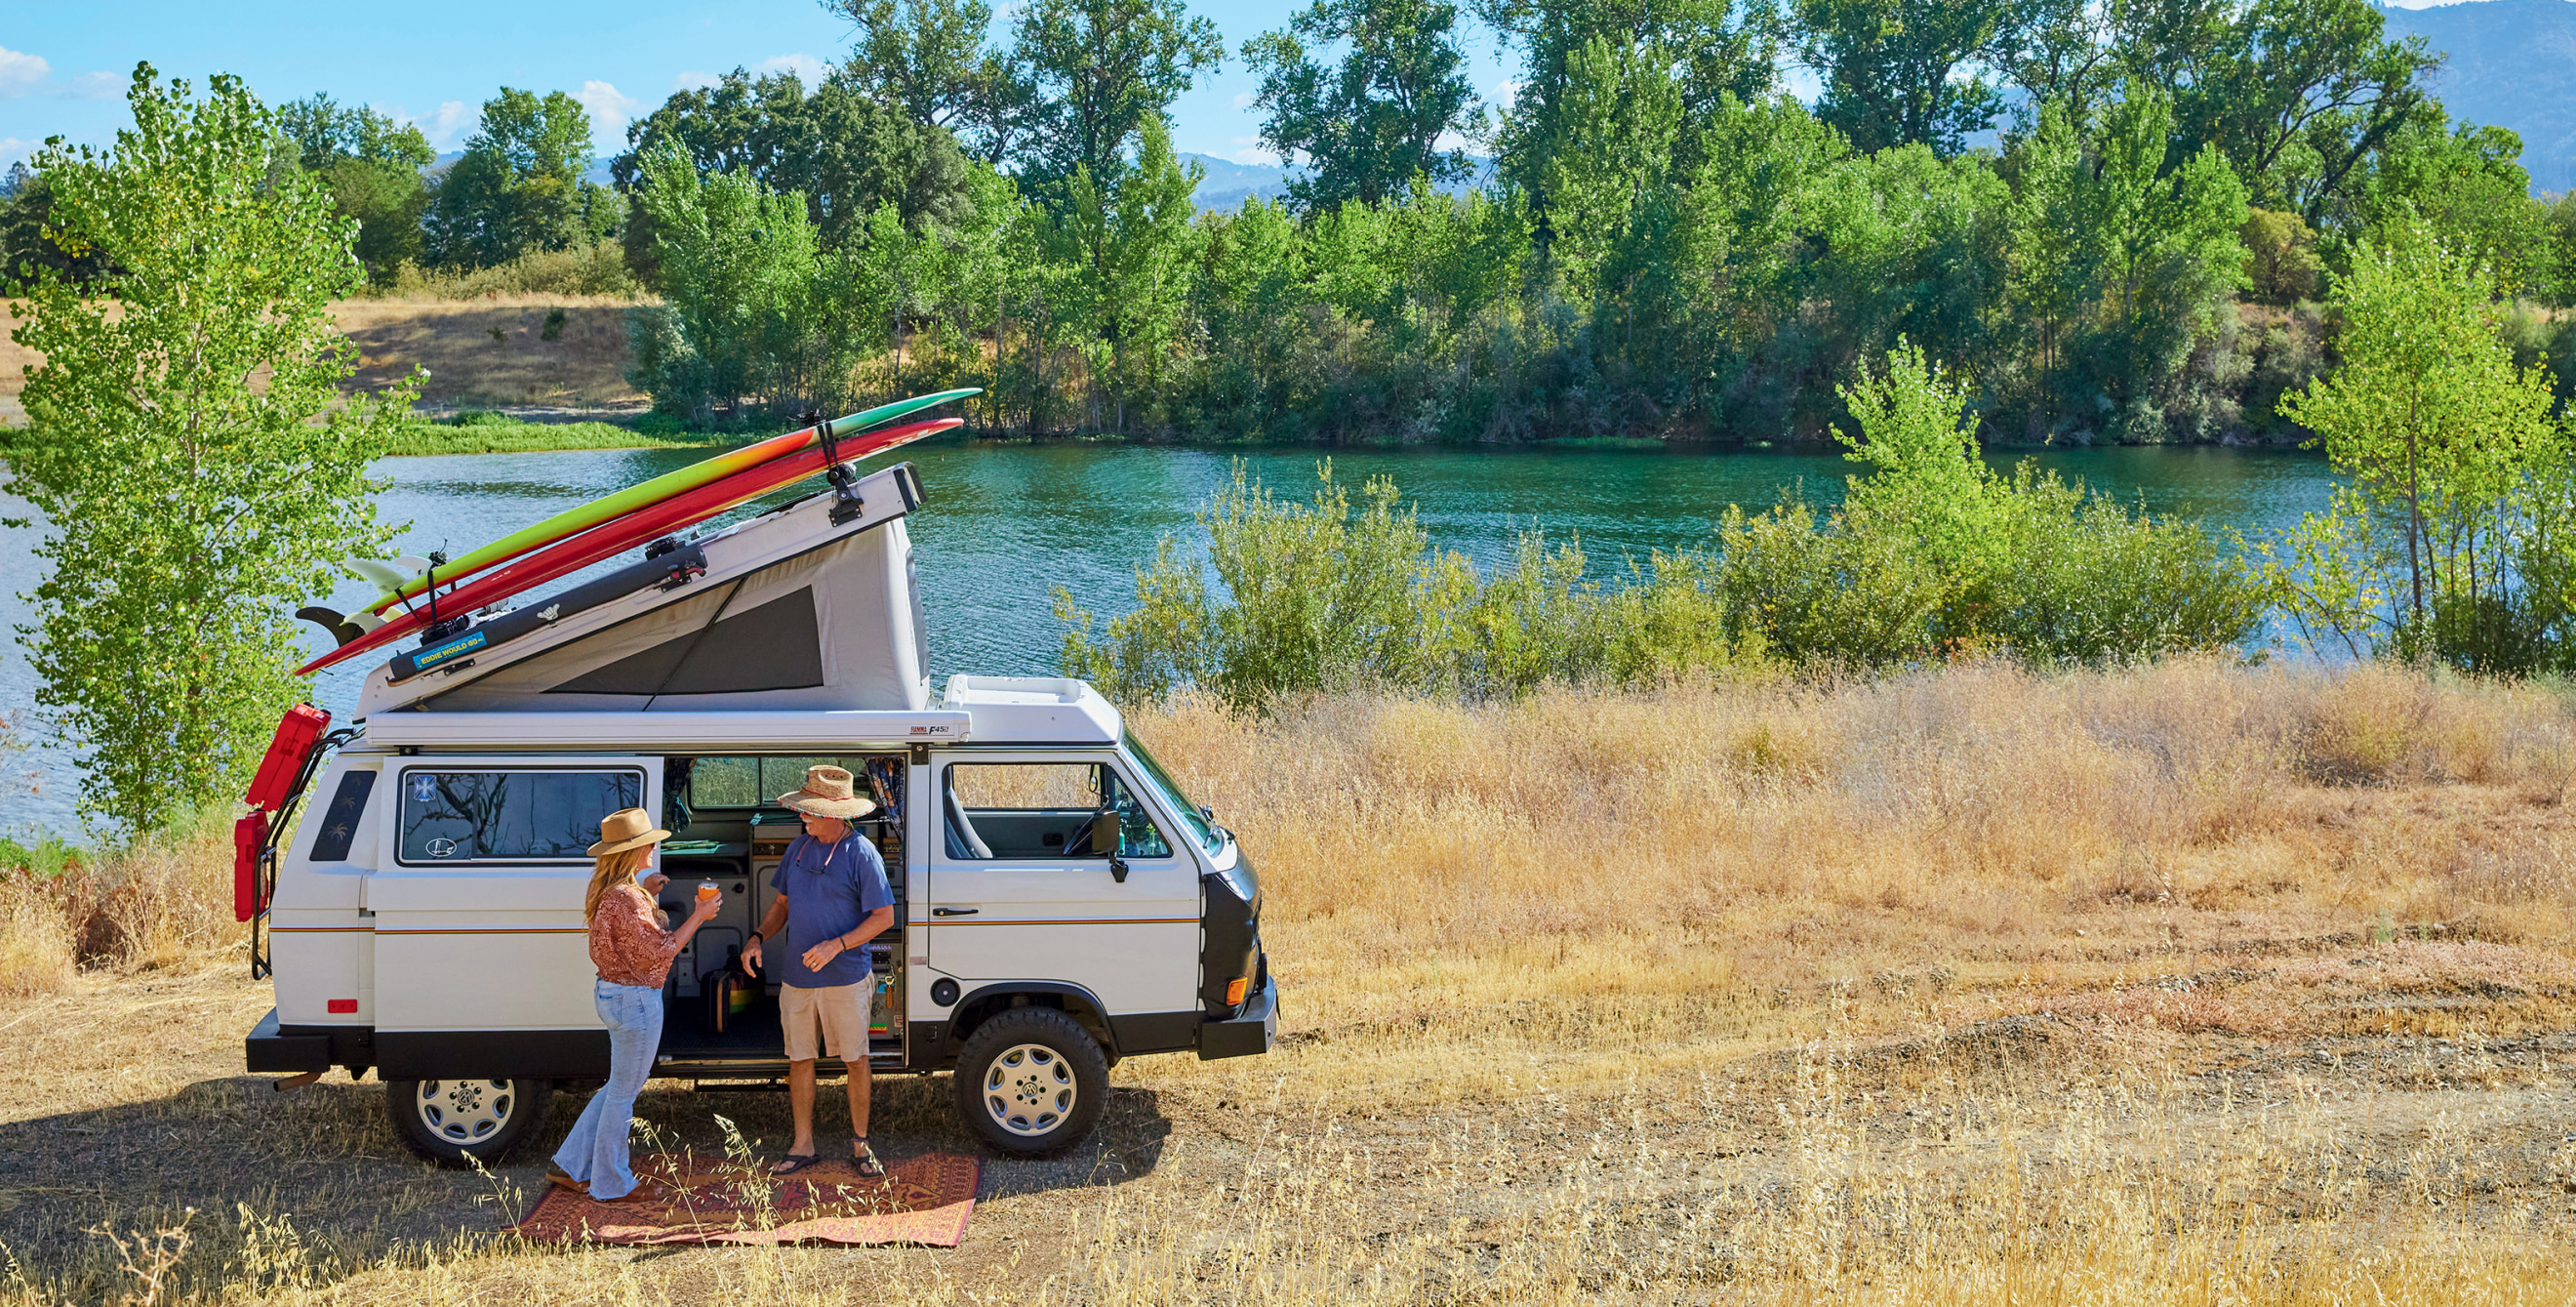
[0,437,2337,834]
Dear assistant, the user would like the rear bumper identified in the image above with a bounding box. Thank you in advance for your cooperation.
[244,1008,333,1074]
[1198,974,1278,1061]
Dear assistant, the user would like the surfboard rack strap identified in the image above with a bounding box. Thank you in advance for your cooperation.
[813,415,866,526]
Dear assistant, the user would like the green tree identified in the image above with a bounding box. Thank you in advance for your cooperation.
[612,64,974,276]
[1052,119,1203,431]
[2273,229,2571,670]
[628,148,855,421]
[1793,0,2011,155]
[276,94,435,283]
[827,0,1040,163]
[1242,0,1481,211]
[1481,0,1774,198]
[2114,0,2438,227]
[425,87,605,266]
[1012,0,1225,199]
[5,66,416,827]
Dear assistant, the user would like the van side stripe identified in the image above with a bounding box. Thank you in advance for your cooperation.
[372,927,590,935]
[922,917,1197,926]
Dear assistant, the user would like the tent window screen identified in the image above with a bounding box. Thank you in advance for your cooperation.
[397,768,642,864]
[547,588,825,696]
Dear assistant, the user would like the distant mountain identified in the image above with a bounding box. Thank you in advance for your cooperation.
[1182,153,1296,210]
[1176,151,1498,211]
[2381,0,2576,193]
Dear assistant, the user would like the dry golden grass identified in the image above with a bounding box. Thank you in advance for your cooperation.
[332,299,647,413]
[9,661,2576,1304]
[1,298,649,426]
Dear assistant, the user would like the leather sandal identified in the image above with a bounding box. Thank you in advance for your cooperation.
[851,1139,885,1178]
[770,1152,825,1175]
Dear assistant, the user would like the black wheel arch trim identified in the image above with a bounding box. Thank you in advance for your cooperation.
[943,981,1120,1059]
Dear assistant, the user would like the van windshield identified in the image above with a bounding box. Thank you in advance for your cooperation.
[1123,729,1223,857]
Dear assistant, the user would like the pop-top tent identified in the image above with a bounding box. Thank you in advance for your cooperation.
[353,465,932,718]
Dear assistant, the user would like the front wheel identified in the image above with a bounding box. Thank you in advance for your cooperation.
[951,1007,1108,1156]
[384,1078,551,1166]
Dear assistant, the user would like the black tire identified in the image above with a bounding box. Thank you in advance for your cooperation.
[951,1007,1109,1156]
[385,1078,551,1166]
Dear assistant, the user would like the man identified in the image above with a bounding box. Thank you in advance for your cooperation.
[745,764,895,1177]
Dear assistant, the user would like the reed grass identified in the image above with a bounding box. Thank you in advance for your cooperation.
[4,660,2574,1303]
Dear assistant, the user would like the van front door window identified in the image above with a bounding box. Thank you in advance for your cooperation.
[944,763,1168,860]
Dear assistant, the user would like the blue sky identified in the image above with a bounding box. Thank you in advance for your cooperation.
[0,0,1523,171]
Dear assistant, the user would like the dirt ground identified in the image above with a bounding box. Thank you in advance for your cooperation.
[0,298,646,427]
[4,948,2574,1305]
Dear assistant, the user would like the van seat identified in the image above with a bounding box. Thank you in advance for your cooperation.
[945,785,993,860]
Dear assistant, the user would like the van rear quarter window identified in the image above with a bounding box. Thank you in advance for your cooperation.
[397,769,641,863]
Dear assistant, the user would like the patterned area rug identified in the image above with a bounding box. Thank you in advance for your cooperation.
[509,1152,981,1246]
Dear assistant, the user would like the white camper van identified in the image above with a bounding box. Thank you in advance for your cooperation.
[239,463,1275,1164]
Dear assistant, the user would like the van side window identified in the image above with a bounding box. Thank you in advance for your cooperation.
[397,768,642,864]
[946,763,1171,860]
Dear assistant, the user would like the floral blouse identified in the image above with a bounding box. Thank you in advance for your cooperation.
[589,882,684,988]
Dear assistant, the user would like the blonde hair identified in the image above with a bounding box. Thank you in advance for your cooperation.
[584,845,655,922]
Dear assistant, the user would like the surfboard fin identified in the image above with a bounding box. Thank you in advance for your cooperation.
[345,556,432,590]
[296,607,367,647]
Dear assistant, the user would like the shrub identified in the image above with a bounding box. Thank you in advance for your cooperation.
[375,238,642,300]
[1717,345,2268,667]
[1057,462,1757,710]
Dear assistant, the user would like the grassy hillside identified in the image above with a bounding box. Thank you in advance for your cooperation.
[1,296,650,430]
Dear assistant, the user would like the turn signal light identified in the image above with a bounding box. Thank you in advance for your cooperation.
[1225,976,1248,1006]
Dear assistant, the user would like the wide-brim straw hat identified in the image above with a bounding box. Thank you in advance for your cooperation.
[587,806,672,857]
[779,763,877,819]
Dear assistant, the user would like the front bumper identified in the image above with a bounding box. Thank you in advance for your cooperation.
[1198,973,1278,1060]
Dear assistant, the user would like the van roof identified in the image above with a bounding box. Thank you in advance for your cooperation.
[352,675,1122,752]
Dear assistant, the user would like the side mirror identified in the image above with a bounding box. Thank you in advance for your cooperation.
[1088,810,1118,858]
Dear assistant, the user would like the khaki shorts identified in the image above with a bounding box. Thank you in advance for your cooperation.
[780,981,870,1061]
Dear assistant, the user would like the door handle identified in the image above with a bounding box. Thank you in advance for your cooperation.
[932,907,980,917]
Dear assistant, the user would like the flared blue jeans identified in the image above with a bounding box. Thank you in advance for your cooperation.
[550,978,662,1200]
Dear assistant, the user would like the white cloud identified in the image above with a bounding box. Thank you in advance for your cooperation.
[576,79,644,150]
[1490,77,1520,110]
[0,47,52,100]
[0,137,33,167]
[1230,91,1254,109]
[63,69,119,100]
[1228,138,1281,166]
[1780,65,1823,103]
[673,69,719,93]
[753,53,828,85]
[382,101,476,152]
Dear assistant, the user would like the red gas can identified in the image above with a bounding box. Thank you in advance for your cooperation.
[244,704,330,812]
[233,810,269,922]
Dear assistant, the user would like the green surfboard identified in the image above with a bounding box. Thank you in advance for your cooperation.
[353,388,980,615]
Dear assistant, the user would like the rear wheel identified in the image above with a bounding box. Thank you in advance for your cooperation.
[951,1007,1108,1156]
[385,1078,551,1166]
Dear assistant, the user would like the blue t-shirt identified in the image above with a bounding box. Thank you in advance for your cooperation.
[768,832,894,989]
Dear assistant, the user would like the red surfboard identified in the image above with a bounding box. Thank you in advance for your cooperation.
[298,416,961,675]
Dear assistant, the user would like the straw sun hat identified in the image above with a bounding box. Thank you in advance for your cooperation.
[586,807,671,858]
[778,764,877,819]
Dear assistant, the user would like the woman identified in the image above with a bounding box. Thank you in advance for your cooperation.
[550,807,720,1204]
